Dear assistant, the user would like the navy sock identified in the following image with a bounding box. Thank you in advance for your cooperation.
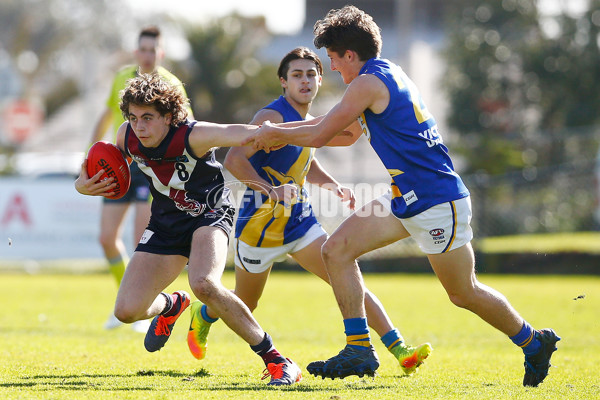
[160,292,174,315]
[250,332,286,366]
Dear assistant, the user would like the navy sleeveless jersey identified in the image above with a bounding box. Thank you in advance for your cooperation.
[235,96,318,247]
[357,58,469,218]
[124,120,231,229]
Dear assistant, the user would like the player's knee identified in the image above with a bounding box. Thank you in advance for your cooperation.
[321,236,348,264]
[113,304,138,324]
[321,237,338,262]
[189,276,219,302]
[446,288,477,310]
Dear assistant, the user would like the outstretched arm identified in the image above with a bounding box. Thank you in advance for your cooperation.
[264,117,362,148]
[223,108,297,204]
[249,75,380,151]
[188,121,258,157]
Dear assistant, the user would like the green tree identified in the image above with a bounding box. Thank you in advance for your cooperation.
[531,1,600,129]
[182,15,282,124]
[441,0,600,174]
[0,0,132,116]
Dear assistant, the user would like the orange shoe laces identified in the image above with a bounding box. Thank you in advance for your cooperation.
[261,362,284,381]
[153,316,171,336]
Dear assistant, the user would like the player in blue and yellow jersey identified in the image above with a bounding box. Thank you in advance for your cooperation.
[187,47,432,376]
[76,73,301,386]
[249,6,560,387]
[88,26,192,332]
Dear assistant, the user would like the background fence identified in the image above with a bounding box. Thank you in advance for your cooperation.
[1,127,599,266]
[295,127,600,260]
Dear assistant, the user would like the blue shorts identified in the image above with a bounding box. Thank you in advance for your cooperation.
[103,162,151,204]
[135,206,235,258]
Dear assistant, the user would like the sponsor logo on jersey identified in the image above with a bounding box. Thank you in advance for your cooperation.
[131,155,148,166]
[418,124,443,148]
[403,190,418,206]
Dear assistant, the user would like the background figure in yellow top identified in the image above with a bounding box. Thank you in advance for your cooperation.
[187,47,432,376]
[89,26,193,332]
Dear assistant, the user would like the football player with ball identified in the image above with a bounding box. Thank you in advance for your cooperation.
[88,26,193,333]
[75,73,301,386]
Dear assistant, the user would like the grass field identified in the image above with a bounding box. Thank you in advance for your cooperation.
[478,232,600,254]
[1,271,598,399]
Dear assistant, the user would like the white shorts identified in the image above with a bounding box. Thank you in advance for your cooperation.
[234,223,327,273]
[378,191,473,254]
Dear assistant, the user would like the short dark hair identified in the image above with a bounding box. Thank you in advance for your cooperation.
[277,47,323,80]
[138,26,161,44]
[313,5,382,60]
[120,73,188,126]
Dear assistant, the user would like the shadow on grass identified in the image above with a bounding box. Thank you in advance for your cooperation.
[2,368,395,392]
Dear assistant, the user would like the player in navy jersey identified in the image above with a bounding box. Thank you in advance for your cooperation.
[187,47,432,375]
[249,6,559,386]
[75,73,301,386]
[88,27,193,333]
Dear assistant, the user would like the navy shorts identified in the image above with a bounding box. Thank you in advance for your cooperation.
[103,162,151,204]
[135,206,235,258]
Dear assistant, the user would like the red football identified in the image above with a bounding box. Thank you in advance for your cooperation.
[86,141,131,199]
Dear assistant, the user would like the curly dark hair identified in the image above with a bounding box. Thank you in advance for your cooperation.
[313,5,382,61]
[120,73,188,126]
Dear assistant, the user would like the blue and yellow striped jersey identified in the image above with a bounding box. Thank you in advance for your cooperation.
[358,58,469,218]
[235,96,318,247]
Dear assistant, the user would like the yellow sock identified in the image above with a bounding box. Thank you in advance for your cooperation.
[108,256,127,285]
